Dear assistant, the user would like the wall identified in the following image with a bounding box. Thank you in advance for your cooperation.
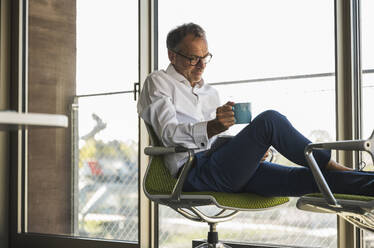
[0,0,11,246]
[26,0,76,234]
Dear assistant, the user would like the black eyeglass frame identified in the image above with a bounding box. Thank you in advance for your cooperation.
[171,49,213,66]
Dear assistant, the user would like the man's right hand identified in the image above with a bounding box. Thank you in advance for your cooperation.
[207,101,235,138]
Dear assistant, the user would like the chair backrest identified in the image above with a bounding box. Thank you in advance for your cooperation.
[145,122,161,146]
[143,123,177,196]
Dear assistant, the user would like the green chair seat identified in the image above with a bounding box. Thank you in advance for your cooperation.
[145,156,289,210]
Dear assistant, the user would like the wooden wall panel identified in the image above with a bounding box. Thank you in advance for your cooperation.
[0,0,11,245]
[27,0,76,234]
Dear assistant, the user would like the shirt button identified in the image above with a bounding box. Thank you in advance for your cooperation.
[201,143,205,147]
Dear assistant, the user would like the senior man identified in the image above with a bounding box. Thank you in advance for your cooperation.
[138,22,374,197]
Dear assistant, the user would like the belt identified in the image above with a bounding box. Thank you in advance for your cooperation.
[176,159,196,179]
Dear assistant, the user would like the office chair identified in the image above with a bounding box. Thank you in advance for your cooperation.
[142,123,289,248]
[297,130,374,232]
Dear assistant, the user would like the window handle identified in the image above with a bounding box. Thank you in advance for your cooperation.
[133,82,140,101]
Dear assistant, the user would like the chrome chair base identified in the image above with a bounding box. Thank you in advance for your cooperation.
[194,222,232,248]
[195,242,232,248]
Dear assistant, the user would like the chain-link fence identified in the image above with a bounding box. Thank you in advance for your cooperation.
[160,200,337,248]
[74,94,139,241]
[72,94,374,247]
[77,143,138,240]
[159,151,338,248]
[159,148,374,248]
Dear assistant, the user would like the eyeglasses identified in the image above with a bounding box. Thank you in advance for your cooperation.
[172,50,213,66]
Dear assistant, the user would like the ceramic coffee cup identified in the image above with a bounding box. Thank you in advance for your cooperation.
[233,102,252,124]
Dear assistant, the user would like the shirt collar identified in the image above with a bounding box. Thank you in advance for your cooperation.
[166,64,204,88]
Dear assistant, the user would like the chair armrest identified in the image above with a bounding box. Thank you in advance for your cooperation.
[304,146,338,206]
[171,135,234,201]
[144,145,196,202]
[171,149,195,202]
[304,130,374,207]
[178,135,234,200]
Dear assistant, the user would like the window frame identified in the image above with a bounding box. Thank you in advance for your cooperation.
[9,0,154,247]
[7,0,368,247]
[335,0,362,245]
[153,0,363,247]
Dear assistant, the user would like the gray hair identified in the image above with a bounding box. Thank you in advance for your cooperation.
[166,23,206,51]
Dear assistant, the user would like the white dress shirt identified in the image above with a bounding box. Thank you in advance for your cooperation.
[137,64,221,177]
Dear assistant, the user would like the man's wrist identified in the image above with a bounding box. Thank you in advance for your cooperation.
[207,119,224,138]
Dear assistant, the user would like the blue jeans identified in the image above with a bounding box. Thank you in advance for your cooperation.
[183,110,374,196]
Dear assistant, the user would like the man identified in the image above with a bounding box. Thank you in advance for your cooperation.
[138,23,374,196]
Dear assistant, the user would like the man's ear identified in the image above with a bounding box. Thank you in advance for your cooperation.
[168,49,176,64]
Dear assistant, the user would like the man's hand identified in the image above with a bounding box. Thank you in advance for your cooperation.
[207,101,235,138]
[260,149,271,162]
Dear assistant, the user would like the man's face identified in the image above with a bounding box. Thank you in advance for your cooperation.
[169,34,209,86]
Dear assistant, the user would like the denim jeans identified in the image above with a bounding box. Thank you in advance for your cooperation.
[183,110,374,197]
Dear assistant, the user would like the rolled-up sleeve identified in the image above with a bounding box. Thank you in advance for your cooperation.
[138,74,210,149]
[192,121,209,149]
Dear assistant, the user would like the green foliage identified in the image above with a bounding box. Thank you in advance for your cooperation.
[79,139,97,168]
[79,138,137,168]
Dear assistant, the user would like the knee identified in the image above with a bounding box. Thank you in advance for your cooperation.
[255,110,284,122]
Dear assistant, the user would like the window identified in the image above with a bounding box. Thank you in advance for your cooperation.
[74,0,139,240]
[9,0,370,247]
[25,0,139,244]
[158,0,337,247]
[360,0,374,247]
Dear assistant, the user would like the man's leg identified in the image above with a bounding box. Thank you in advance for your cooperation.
[244,161,374,197]
[186,110,331,192]
[211,110,330,192]
[243,162,318,196]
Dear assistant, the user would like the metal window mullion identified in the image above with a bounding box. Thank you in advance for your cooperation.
[335,0,362,247]
[151,0,159,247]
[15,0,28,236]
[75,90,135,98]
[352,0,363,247]
[139,0,154,248]
[21,0,29,235]
[9,0,28,244]
[351,0,362,146]
[70,97,79,236]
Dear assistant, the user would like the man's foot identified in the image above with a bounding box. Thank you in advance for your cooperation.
[326,160,354,171]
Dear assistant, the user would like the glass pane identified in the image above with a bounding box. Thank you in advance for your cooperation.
[361,0,374,142]
[75,94,138,241]
[216,78,336,140]
[28,93,139,241]
[158,0,337,247]
[158,0,334,83]
[26,0,139,242]
[361,0,374,247]
[76,0,138,94]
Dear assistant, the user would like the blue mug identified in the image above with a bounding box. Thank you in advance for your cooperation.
[233,102,252,124]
